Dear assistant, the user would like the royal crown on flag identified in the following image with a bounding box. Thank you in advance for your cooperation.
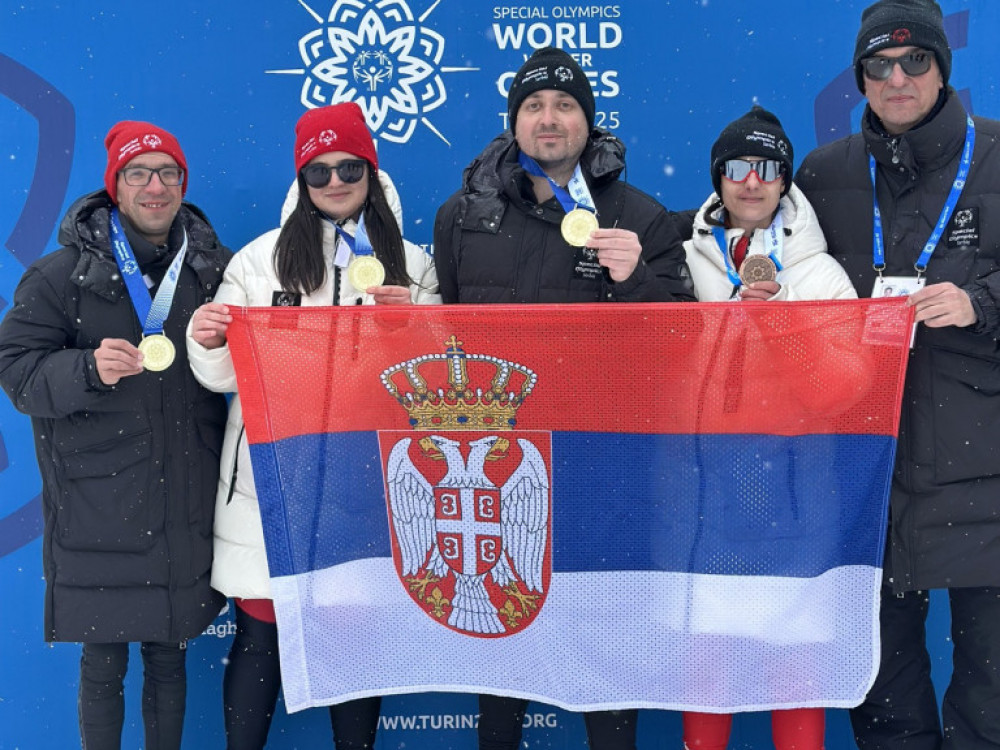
[380,336,537,430]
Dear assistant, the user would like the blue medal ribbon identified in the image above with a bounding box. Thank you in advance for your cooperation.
[328,213,374,268]
[870,116,975,276]
[109,208,188,336]
[517,152,596,216]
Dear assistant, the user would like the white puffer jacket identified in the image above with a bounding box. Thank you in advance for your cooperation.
[684,183,857,302]
[187,171,440,599]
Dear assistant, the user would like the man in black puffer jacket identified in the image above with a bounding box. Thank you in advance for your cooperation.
[796,1,1000,748]
[0,121,230,750]
[434,46,693,750]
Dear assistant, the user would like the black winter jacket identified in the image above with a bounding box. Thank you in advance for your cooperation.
[433,130,694,304]
[797,90,1000,592]
[0,190,230,641]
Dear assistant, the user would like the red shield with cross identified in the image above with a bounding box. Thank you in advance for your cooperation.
[434,485,503,577]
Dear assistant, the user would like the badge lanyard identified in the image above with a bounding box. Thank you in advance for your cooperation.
[870,116,975,277]
[109,208,188,337]
[518,152,596,216]
[711,212,785,287]
[328,213,374,269]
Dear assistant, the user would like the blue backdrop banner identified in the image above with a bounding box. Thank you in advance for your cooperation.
[2,1,995,747]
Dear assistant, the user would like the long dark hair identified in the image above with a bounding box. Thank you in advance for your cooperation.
[273,162,412,294]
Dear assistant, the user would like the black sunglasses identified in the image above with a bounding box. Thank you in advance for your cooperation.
[300,159,367,188]
[860,51,933,81]
[722,159,784,184]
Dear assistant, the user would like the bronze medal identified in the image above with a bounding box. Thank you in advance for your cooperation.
[138,334,175,372]
[561,208,599,247]
[739,255,778,286]
[346,256,385,291]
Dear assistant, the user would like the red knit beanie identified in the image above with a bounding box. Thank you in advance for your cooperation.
[103,121,188,203]
[294,102,378,173]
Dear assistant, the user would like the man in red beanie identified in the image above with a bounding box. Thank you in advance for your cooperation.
[0,120,231,750]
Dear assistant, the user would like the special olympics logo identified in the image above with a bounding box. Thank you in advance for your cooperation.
[352,50,394,92]
[554,66,573,82]
[267,0,477,145]
[891,28,912,44]
[318,128,338,145]
[142,134,162,148]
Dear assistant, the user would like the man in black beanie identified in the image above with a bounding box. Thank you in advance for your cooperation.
[433,46,694,750]
[433,46,692,307]
[797,1,1000,748]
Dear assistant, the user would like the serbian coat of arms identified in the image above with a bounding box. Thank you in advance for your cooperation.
[378,337,552,637]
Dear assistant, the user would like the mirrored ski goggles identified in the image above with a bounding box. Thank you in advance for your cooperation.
[722,159,784,184]
[300,159,367,188]
[860,51,933,81]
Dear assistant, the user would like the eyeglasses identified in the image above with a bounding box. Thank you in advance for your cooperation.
[300,160,367,188]
[860,51,933,81]
[722,159,784,184]
[119,166,185,187]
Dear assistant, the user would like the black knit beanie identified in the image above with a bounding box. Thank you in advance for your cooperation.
[507,47,596,132]
[853,0,951,92]
[710,106,794,197]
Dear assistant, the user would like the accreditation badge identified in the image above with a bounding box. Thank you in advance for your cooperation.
[871,275,925,298]
[872,275,924,348]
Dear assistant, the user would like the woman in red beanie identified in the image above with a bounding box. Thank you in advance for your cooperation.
[186,101,439,749]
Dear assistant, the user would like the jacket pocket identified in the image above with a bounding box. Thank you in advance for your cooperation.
[56,428,157,552]
[930,346,1000,485]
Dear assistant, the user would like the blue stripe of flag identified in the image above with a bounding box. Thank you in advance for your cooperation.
[251,432,893,579]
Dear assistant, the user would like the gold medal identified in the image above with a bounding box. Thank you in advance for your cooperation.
[347,256,386,291]
[561,208,599,247]
[138,334,175,372]
[739,255,778,286]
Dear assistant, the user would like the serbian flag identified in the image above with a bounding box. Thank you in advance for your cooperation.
[227,300,912,713]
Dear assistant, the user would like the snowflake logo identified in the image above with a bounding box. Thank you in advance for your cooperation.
[268,0,477,145]
[142,134,162,148]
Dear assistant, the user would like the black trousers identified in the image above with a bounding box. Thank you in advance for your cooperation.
[478,694,637,750]
[224,605,381,749]
[850,584,1000,750]
[79,641,187,750]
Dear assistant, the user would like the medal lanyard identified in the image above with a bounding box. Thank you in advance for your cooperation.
[109,208,188,336]
[328,213,374,269]
[518,152,596,214]
[711,212,785,287]
[870,116,975,277]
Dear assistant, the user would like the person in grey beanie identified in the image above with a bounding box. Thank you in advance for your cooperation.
[797,1,1000,747]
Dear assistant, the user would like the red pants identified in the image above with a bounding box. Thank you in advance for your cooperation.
[682,708,825,750]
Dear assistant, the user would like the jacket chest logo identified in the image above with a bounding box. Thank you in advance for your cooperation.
[946,207,979,250]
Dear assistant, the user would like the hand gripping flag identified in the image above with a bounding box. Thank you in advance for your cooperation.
[227,299,912,713]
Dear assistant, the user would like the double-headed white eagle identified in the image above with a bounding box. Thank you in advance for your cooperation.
[386,434,549,634]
